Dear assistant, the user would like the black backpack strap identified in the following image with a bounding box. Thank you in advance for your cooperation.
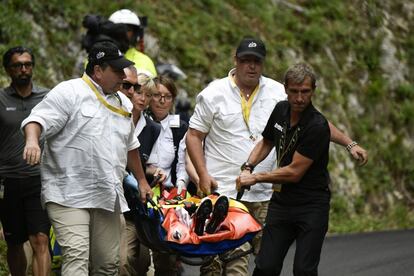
[170,119,188,185]
[138,117,161,169]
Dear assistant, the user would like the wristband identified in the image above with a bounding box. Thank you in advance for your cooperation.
[346,141,358,152]
[241,162,255,172]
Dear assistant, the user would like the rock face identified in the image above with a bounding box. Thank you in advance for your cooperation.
[0,1,412,218]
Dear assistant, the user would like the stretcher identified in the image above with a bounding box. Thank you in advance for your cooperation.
[125,179,262,266]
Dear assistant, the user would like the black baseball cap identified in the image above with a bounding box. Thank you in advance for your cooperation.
[88,41,134,70]
[236,37,266,60]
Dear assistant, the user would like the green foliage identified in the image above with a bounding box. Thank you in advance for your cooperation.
[330,195,350,216]
[329,189,414,233]
[405,35,414,82]
[330,201,414,233]
[364,0,385,28]
[365,76,387,100]
[300,22,330,52]
[395,83,414,101]
[0,241,8,275]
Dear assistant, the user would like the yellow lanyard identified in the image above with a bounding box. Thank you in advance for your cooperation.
[82,74,131,118]
[240,84,259,127]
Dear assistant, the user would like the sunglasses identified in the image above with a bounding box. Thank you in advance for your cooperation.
[8,62,34,70]
[121,82,141,91]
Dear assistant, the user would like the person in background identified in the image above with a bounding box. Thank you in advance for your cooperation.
[0,46,51,276]
[21,41,153,275]
[186,37,368,275]
[147,75,189,276]
[109,8,157,77]
[118,66,160,276]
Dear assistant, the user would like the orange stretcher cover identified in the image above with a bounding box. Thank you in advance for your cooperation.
[161,195,262,245]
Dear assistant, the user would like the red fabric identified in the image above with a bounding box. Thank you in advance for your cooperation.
[159,186,187,201]
[162,198,261,245]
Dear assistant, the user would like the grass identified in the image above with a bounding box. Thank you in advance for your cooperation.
[329,203,414,234]
[0,242,7,276]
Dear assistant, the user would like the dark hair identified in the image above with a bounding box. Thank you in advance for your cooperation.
[126,24,144,45]
[284,63,317,90]
[2,46,35,69]
[154,75,178,99]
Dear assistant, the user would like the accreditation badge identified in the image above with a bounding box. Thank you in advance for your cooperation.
[169,114,180,128]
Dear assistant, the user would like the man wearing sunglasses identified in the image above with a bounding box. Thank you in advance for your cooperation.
[0,46,51,276]
[119,71,142,100]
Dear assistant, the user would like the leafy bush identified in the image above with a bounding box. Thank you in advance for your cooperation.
[0,241,8,275]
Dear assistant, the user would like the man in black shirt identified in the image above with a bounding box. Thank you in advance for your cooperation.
[237,63,332,276]
[0,46,50,275]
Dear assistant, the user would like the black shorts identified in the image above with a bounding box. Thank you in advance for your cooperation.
[0,176,50,245]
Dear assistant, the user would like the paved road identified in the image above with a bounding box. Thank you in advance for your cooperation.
[181,229,414,276]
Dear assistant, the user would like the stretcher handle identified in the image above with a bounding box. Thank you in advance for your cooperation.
[220,245,254,263]
[150,174,162,187]
[146,194,157,207]
[236,186,248,201]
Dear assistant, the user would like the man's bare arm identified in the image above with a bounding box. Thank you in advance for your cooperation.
[245,138,274,170]
[127,149,153,202]
[186,128,217,195]
[328,121,368,165]
[185,150,199,185]
[237,151,314,189]
[23,122,42,165]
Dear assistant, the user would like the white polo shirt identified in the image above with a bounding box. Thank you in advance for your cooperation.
[189,69,286,202]
[22,76,139,212]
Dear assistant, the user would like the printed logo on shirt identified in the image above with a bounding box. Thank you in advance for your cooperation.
[274,122,283,132]
[6,107,16,111]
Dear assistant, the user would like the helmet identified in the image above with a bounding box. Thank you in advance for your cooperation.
[109,9,140,27]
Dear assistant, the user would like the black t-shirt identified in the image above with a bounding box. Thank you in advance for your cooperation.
[0,85,49,177]
[262,101,331,206]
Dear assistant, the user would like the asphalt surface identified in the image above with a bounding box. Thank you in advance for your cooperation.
[181,229,414,276]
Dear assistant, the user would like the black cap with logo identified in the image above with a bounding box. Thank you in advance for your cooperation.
[236,37,266,60]
[88,41,134,70]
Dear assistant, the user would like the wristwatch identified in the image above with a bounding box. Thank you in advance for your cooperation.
[241,162,255,172]
[346,141,358,152]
